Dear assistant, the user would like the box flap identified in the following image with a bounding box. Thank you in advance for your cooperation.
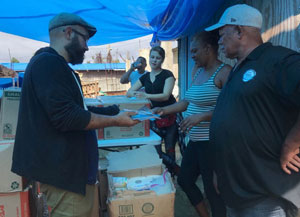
[107,145,162,173]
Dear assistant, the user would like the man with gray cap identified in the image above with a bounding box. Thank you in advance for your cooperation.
[12,13,139,217]
[206,4,300,217]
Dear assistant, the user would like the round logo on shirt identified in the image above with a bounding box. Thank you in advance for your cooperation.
[243,69,256,82]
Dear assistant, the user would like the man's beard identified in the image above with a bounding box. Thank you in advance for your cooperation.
[65,36,86,65]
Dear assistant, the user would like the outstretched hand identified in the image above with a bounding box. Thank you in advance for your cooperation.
[280,147,300,174]
[116,111,140,127]
[152,107,164,116]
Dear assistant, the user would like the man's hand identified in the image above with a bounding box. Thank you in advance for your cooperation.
[280,147,300,174]
[115,111,140,127]
[179,114,203,132]
[131,62,141,70]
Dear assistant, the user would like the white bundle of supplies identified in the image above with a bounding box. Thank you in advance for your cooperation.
[112,170,173,195]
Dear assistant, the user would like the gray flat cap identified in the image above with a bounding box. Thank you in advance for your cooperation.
[49,12,97,38]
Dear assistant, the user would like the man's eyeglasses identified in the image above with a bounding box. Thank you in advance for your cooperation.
[72,29,89,42]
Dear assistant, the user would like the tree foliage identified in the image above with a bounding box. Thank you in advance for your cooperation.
[11,57,19,63]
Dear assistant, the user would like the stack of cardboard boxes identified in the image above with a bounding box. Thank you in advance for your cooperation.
[106,146,175,217]
[90,96,176,217]
[0,89,100,217]
[0,88,31,217]
[86,96,151,140]
[0,91,174,217]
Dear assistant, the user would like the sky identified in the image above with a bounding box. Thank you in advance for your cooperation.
[0,31,153,64]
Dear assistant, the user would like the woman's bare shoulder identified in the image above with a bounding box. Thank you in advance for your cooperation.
[214,64,232,88]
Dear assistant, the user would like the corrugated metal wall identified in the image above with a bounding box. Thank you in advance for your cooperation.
[178,0,300,99]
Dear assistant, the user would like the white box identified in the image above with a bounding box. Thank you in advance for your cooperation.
[0,88,21,140]
[0,140,23,193]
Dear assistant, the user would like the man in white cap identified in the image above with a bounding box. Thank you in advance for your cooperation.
[206,4,300,217]
[12,13,139,217]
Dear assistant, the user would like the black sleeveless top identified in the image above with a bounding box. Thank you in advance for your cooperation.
[139,69,176,108]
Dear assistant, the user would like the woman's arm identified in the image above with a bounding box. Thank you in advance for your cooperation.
[152,100,189,115]
[120,65,134,84]
[214,64,232,89]
[126,79,143,97]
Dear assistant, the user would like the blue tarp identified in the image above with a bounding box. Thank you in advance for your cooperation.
[0,78,15,88]
[0,0,225,46]
[1,63,126,72]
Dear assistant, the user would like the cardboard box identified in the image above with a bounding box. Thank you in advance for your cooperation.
[107,180,175,217]
[108,165,163,178]
[98,158,109,211]
[106,145,162,178]
[99,121,150,140]
[106,146,175,217]
[107,169,175,217]
[0,140,23,193]
[97,96,150,140]
[0,190,30,217]
[0,88,21,140]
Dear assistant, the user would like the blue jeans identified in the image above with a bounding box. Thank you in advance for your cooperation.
[227,198,299,217]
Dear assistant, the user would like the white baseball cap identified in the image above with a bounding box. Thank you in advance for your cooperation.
[205,4,262,31]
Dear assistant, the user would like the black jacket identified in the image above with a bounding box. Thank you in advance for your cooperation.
[11,47,118,195]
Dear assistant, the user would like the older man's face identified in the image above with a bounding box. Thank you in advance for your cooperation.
[218,25,239,59]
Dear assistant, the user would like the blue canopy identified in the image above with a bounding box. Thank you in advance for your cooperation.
[0,78,15,88]
[1,63,126,72]
[0,0,225,46]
